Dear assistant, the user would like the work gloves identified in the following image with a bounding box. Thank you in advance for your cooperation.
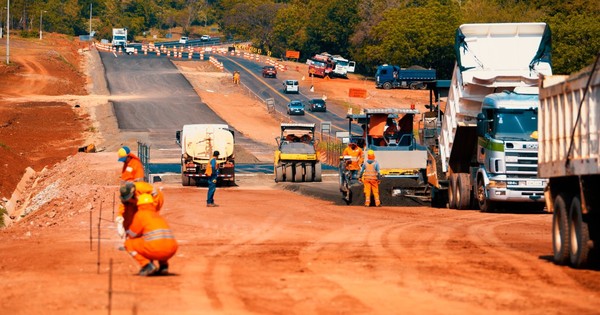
[115,216,125,238]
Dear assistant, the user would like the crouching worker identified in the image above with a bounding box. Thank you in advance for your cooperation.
[116,182,164,238]
[124,194,178,276]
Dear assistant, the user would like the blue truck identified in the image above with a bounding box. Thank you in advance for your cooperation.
[375,65,436,90]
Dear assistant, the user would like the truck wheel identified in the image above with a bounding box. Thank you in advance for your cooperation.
[476,177,495,212]
[181,173,191,186]
[294,163,304,182]
[552,193,570,265]
[569,196,591,268]
[275,166,284,183]
[456,173,471,210]
[448,174,457,209]
[314,163,322,182]
[383,82,392,90]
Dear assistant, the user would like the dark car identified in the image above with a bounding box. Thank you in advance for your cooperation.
[287,100,305,115]
[262,66,277,78]
[308,99,327,112]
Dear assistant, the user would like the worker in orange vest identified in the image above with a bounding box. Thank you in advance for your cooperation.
[358,150,381,207]
[115,181,164,238]
[342,140,364,180]
[206,150,220,207]
[124,193,178,276]
[233,71,240,84]
[118,146,145,183]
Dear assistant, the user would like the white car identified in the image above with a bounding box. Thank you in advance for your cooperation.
[200,35,211,41]
[179,36,188,44]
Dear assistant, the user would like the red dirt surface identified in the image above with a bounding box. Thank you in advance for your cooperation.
[1,34,599,315]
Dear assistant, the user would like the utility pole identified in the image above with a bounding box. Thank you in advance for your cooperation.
[39,10,46,40]
[89,3,92,36]
[6,0,9,64]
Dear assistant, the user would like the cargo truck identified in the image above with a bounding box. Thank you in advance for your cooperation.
[112,28,128,48]
[176,124,235,186]
[375,65,436,90]
[428,22,552,211]
[538,54,600,268]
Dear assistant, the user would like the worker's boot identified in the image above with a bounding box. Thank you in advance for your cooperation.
[157,261,169,275]
[139,262,157,276]
[375,199,381,207]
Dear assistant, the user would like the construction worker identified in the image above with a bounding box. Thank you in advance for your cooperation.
[342,140,364,182]
[115,181,164,238]
[233,71,240,85]
[358,149,381,207]
[206,150,219,207]
[118,146,145,183]
[124,193,178,276]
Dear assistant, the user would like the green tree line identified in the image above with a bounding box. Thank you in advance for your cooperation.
[2,0,598,77]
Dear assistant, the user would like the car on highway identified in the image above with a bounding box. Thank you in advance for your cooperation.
[287,100,305,115]
[283,80,299,94]
[200,35,211,41]
[179,36,188,44]
[308,98,327,112]
[262,66,277,78]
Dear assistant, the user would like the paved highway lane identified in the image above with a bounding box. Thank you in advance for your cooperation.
[215,55,362,135]
[99,51,273,163]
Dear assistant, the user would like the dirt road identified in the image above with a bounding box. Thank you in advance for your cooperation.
[1,36,599,315]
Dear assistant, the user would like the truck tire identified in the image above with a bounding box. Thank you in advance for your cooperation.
[304,164,314,182]
[275,166,284,183]
[314,163,322,182]
[182,173,191,186]
[383,82,392,90]
[456,173,471,210]
[295,163,305,182]
[552,193,570,265]
[476,177,495,212]
[448,174,458,209]
[569,196,591,268]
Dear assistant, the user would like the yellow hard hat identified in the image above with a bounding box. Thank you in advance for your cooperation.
[117,146,130,162]
[137,193,154,206]
[367,149,375,156]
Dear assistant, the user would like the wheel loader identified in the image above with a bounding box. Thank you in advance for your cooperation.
[274,123,322,182]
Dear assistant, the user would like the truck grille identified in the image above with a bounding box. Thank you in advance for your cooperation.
[505,146,539,176]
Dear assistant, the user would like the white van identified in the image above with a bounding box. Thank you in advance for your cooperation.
[283,80,299,94]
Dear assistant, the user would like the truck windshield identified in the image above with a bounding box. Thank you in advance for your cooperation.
[114,36,126,40]
[493,109,538,141]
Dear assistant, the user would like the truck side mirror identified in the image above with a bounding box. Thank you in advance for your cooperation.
[175,130,181,146]
[476,113,486,137]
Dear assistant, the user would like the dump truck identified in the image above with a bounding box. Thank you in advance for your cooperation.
[274,123,322,182]
[339,108,429,206]
[538,55,600,268]
[375,65,436,90]
[176,124,235,186]
[428,22,553,212]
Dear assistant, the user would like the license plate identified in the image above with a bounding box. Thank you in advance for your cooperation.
[526,180,542,186]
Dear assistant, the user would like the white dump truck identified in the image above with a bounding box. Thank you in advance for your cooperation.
[429,22,553,211]
[176,124,235,186]
[538,55,600,268]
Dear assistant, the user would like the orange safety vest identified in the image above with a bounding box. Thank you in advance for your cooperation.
[118,182,164,229]
[343,146,363,170]
[362,161,379,180]
[126,204,178,254]
[206,157,215,176]
[121,154,145,182]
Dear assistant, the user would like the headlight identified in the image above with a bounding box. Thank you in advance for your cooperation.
[488,180,507,188]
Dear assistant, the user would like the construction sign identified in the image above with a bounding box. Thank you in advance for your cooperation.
[286,50,300,59]
[349,88,367,98]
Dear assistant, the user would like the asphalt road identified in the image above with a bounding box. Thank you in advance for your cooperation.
[214,55,362,135]
[98,51,272,163]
